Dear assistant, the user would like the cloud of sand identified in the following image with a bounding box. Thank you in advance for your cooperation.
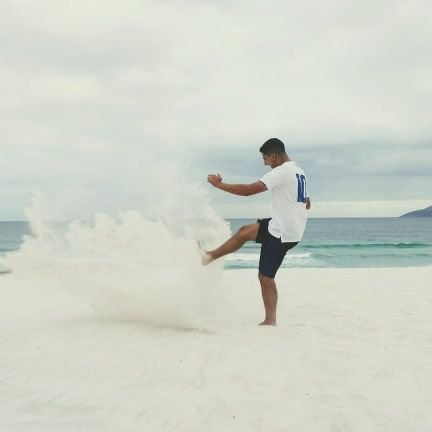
[2,175,231,330]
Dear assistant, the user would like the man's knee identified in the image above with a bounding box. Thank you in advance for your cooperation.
[258,272,274,283]
[236,224,258,242]
[236,225,248,237]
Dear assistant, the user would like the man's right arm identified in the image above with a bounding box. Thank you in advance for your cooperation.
[207,174,267,196]
[217,181,267,196]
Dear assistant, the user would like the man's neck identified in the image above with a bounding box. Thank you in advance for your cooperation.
[274,155,290,167]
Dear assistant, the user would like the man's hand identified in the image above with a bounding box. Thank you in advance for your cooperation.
[207,173,222,188]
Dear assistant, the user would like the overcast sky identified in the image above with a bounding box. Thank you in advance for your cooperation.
[1,0,431,220]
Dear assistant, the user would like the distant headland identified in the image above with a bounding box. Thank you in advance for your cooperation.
[400,205,432,217]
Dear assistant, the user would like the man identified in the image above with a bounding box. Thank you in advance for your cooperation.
[201,138,310,326]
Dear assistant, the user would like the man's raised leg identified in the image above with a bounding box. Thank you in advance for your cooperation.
[202,223,259,264]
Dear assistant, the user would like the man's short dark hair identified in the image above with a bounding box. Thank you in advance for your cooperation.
[259,138,286,155]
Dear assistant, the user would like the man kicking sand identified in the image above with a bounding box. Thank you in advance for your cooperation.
[202,138,310,326]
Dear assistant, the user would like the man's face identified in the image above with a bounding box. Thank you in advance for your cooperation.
[262,153,276,168]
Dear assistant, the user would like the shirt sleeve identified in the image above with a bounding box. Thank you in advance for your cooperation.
[260,169,282,191]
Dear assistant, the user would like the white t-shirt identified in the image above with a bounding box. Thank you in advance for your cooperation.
[260,161,309,243]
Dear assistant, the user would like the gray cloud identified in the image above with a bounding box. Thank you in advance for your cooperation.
[193,139,432,209]
[1,0,431,218]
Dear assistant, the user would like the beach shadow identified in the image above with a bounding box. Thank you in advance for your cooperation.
[54,312,215,335]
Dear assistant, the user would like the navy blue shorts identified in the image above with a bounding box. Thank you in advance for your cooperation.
[256,218,298,278]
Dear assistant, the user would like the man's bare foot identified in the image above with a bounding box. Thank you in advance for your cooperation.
[197,241,214,265]
[200,250,213,265]
[259,320,277,326]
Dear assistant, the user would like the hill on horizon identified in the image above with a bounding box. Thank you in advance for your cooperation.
[400,205,432,217]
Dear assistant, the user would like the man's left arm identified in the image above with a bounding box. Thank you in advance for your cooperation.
[207,174,267,196]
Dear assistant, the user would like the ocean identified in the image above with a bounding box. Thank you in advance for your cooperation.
[1,218,431,271]
[225,218,432,269]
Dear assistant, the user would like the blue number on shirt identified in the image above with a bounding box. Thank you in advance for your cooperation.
[296,174,307,203]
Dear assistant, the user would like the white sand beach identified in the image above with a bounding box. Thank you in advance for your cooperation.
[1,266,431,432]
